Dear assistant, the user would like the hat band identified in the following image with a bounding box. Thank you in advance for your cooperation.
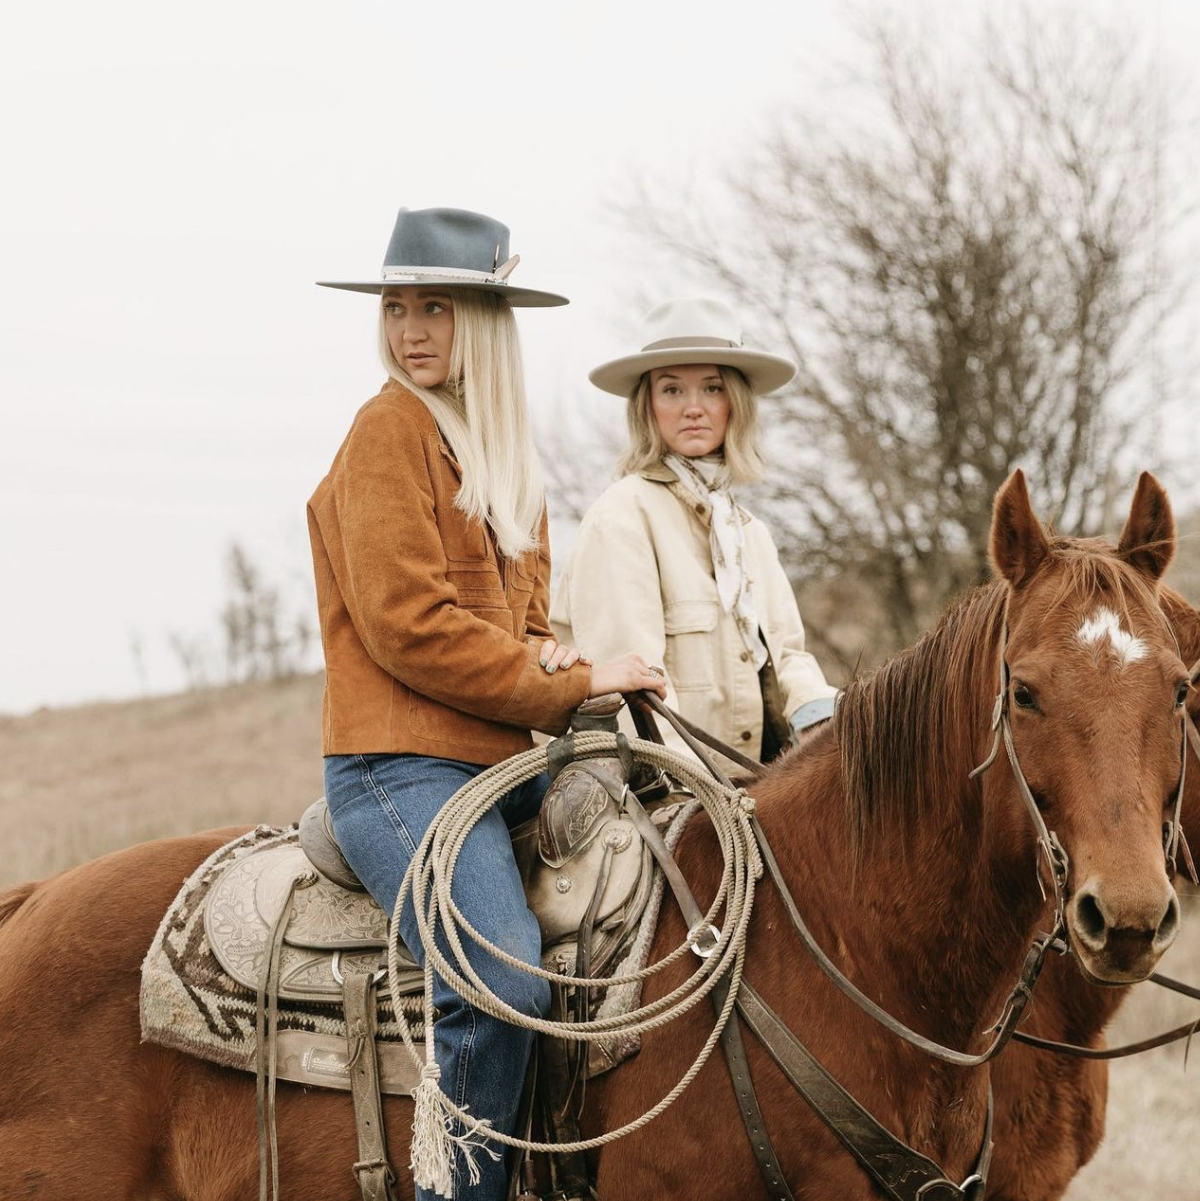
[381,265,505,285]
[642,334,740,351]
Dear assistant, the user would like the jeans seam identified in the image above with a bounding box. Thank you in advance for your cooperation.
[355,754,419,858]
[455,1001,477,1112]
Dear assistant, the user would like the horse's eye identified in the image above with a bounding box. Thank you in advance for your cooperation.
[1013,682,1038,711]
[1175,681,1191,709]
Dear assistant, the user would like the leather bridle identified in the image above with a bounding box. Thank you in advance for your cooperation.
[966,622,1071,938]
[968,626,1194,943]
[1011,677,1200,1064]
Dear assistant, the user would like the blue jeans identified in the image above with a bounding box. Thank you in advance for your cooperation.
[323,754,551,1201]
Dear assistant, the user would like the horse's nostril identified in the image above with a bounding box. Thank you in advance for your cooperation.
[1154,890,1181,951]
[1073,890,1107,949]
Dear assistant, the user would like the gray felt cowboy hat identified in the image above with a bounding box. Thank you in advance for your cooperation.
[589,296,796,396]
[317,206,568,307]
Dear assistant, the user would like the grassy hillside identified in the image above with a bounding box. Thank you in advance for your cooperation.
[0,672,324,887]
[0,672,1196,1196]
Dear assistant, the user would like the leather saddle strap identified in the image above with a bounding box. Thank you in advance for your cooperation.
[628,693,665,744]
[588,755,796,1196]
[580,751,793,1196]
[564,838,618,1102]
[574,838,615,997]
[635,690,767,779]
[256,872,314,1201]
[618,777,710,941]
[710,974,797,1201]
[737,982,994,1201]
[343,970,399,1201]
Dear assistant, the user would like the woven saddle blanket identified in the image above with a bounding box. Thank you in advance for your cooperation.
[140,805,694,1097]
[140,825,428,1095]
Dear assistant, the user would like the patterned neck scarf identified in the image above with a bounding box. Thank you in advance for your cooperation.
[664,453,768,670]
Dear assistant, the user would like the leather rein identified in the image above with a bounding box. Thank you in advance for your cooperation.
[626,631,1200,1200]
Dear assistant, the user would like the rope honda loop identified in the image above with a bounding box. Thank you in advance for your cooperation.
[386,731,761,1195]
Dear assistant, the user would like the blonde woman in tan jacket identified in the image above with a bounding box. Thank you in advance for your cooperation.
[551,296,837,766]
[309,207,664,1201]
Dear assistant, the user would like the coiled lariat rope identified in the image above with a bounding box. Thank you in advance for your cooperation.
[386,731,763,1197]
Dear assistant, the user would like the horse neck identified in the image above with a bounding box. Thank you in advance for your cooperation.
[759,584,1051,1047]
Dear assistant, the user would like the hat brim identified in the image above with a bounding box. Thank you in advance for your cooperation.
[316,276,568,308]
[589,346,796,397]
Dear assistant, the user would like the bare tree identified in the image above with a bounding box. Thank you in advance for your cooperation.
[166,630,212,691]
[538,400,625,525]
[601,5,1189,671]
[220,541,315,685]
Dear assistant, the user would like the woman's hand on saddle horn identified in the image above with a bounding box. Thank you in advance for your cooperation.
[589,654,669,700]
[536,638,588,675]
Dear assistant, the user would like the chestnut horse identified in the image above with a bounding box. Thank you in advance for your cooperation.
[0,471,1189,1200]
[984,581,1200,1201]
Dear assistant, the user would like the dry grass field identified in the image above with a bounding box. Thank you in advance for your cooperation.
[0,673,325,886]
[0,673,1197,1196]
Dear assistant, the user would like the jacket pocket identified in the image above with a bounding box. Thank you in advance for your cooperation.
[511,549,538,584]
[447,567,507,609]
[663,600,719,691]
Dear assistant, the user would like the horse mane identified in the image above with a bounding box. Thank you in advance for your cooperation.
[1158,584,1200,665]
[836,537,1170,859]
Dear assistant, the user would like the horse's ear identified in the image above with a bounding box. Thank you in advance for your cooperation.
[1117,472,1175,581]
[990,469,1050,588]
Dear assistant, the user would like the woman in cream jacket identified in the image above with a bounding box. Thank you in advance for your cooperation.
[551,296,836,764]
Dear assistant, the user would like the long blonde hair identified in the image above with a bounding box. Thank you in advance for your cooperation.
[618,365,765,484]
[378,289,543,558]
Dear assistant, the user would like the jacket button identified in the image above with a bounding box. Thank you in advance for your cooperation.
[694,503,704,514]
[740,730,752,742]
[740,651,750,662]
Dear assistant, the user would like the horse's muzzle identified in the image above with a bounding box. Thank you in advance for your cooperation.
[1069,878,1180,983]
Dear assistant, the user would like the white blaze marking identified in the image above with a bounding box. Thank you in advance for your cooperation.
[1076,607,1148,668]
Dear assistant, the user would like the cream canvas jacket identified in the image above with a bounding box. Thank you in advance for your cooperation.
[550,462,837,762]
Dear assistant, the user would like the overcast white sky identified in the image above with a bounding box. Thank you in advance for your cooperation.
[2,0,1197,714]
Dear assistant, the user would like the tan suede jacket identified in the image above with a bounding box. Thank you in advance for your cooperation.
[308,381,591,763]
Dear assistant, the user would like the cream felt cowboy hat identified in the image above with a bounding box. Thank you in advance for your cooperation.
[317,206,568,307]
[589,297,796,396]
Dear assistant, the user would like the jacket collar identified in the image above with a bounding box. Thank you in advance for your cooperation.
[640,461,679,484]
[641,458,752,526]
[380,380,465,478]
[640,460,716,525]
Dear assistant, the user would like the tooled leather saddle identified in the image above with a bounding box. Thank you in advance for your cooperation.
[175,695,678,1201]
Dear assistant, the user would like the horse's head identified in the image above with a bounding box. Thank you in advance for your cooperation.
[990,470,1186,984]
